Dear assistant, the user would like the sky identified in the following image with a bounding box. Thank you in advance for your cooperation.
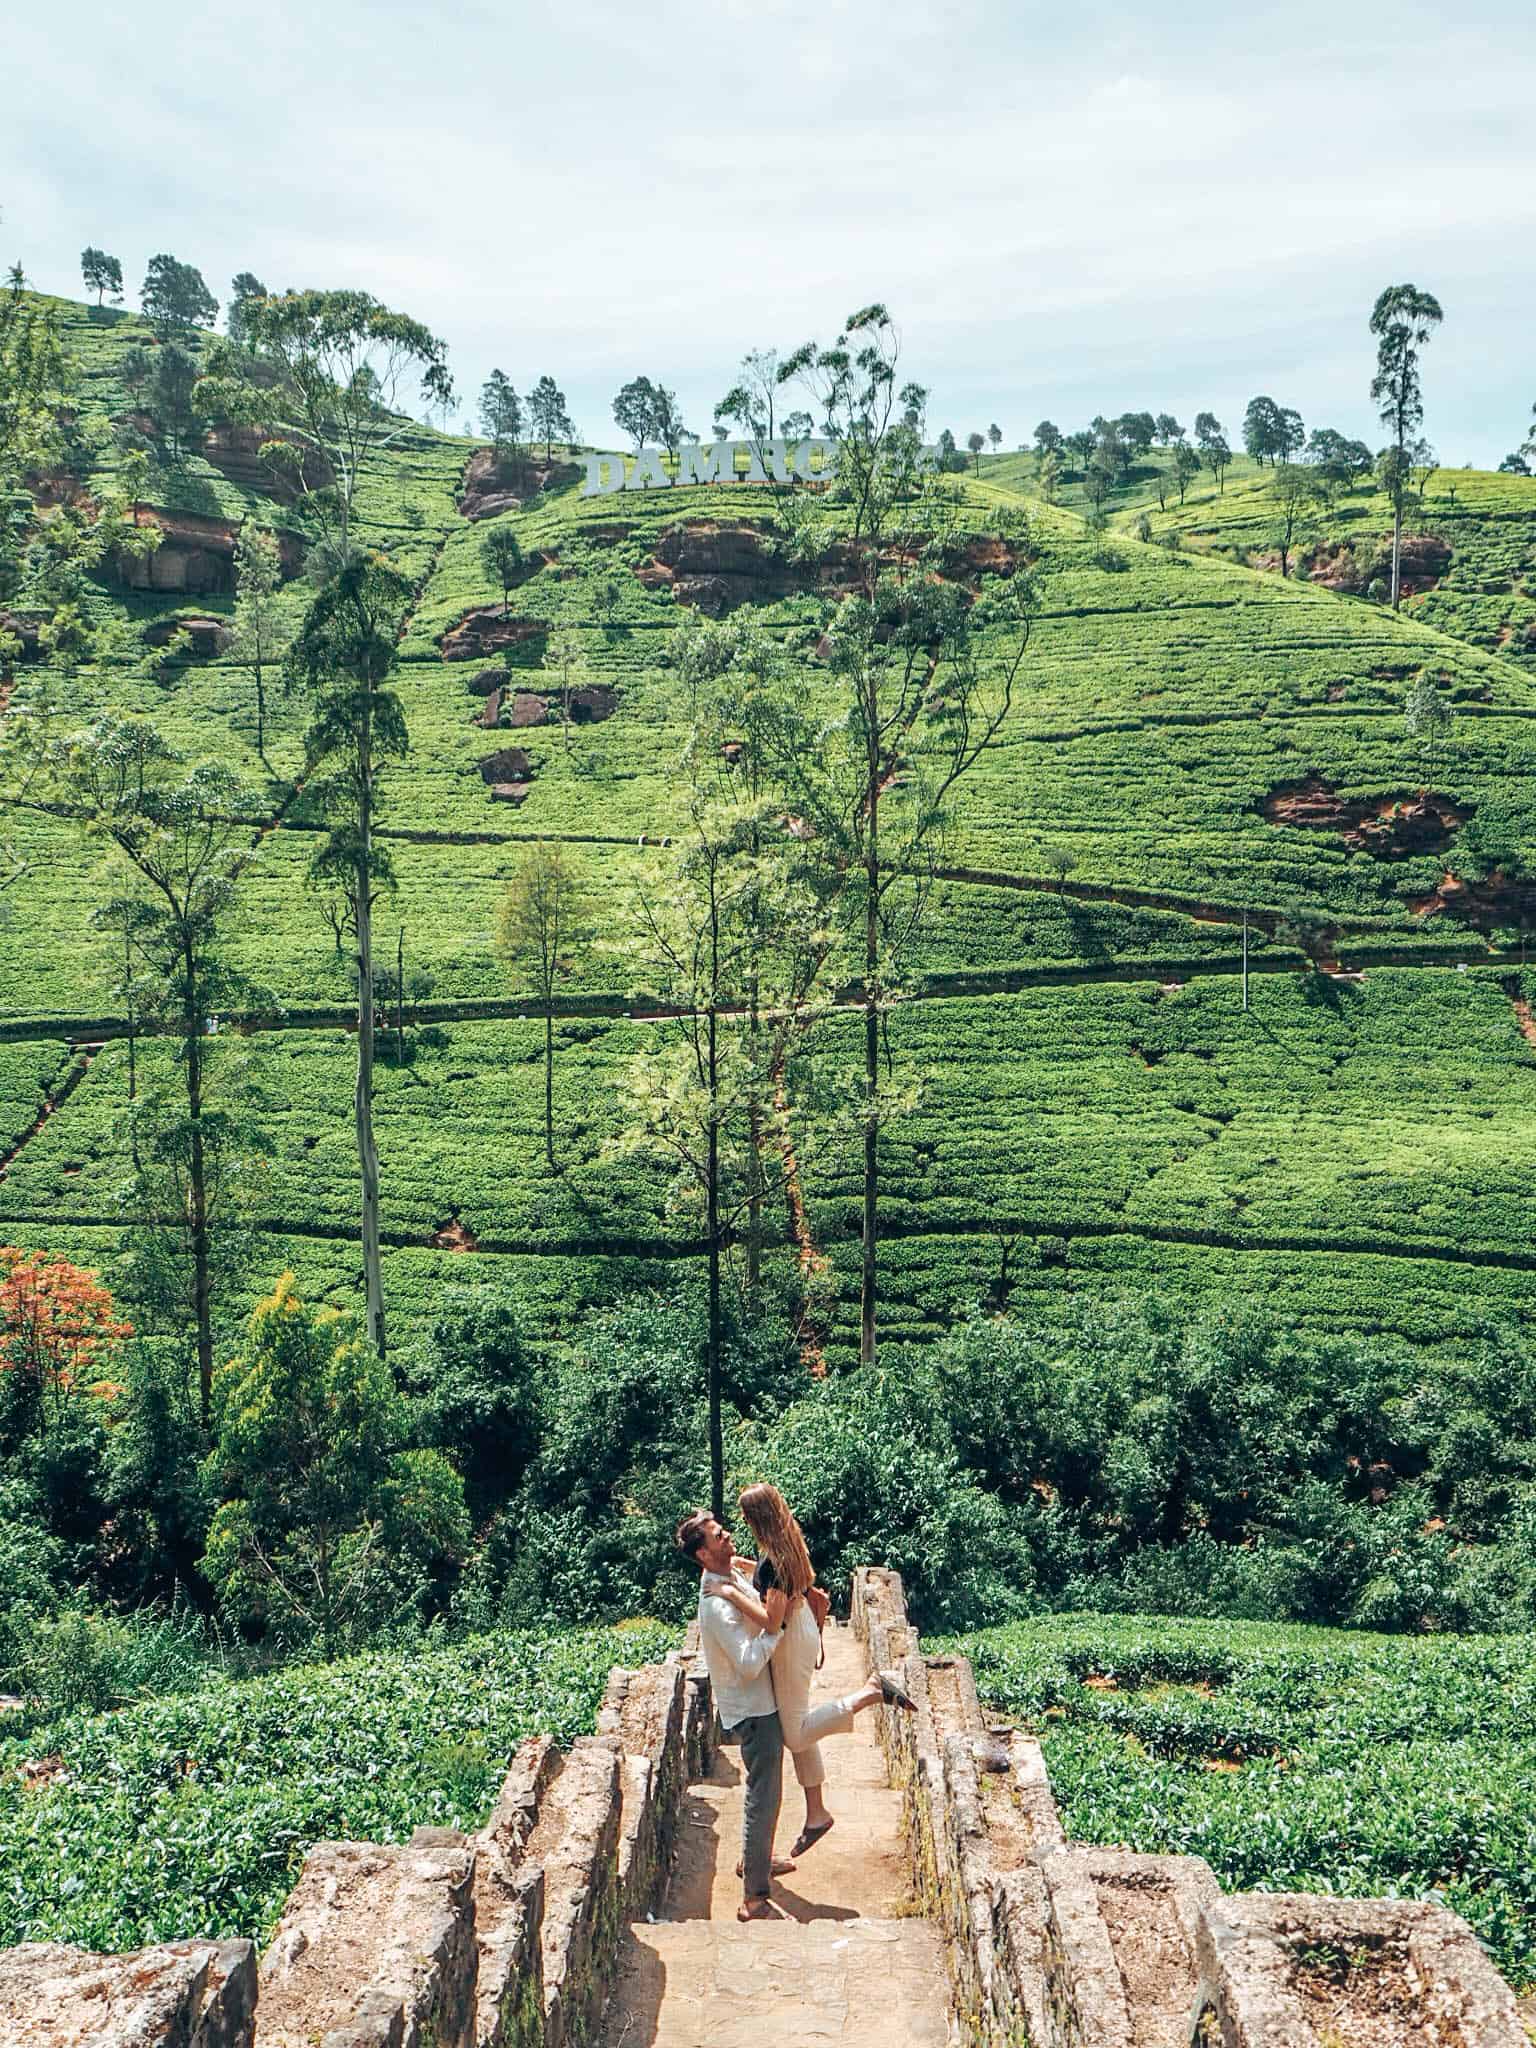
[4,0,1534,464]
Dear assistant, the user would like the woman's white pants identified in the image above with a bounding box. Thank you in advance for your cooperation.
[770,1604,857,1790]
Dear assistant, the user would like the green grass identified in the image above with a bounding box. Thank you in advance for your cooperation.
[0,1619,676,1951]
[945,1611,1536,1987]
[8,292,1536,1358]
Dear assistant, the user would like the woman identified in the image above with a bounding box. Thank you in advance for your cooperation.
[715,1481,914,1858]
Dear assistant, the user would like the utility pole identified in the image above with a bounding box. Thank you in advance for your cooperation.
[1242,910,1250,1012]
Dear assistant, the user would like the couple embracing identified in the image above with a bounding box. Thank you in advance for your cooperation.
[676,1483,915,1922]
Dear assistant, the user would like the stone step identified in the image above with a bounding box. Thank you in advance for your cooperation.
[0,1937,256,2048]
[255,1829,477,2048]
[1038,1848,1221,2048]
[602,1915,951,2048]
[1191,1891,1529,2047]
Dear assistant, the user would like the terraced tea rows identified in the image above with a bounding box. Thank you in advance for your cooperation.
[7,293,1536,1357]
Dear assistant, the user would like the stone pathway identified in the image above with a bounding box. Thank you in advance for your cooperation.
[598,1624,951,2048]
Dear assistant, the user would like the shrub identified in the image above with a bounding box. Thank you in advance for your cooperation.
[739,1366,1038,1630]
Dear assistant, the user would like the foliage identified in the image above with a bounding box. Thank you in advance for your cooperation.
[528,374,575,460]
[203,1274,468,1655]
[396,1281,540,1520]
[79,248,123,309]
[480,522,524,618]
[198,288,452,550]
[946,1611,1536,1987]
[479,369,523,458]
[231,523,288,761]
[288,554,415,1352]
[740,1363,1038,1629]
[0,1244,129,1444]
[613,375,690,454]
[140,255,218,338]
[0,1619,675,1950]
[495,841,593,1168]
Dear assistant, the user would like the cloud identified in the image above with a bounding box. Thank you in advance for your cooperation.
[3,0,1533,458]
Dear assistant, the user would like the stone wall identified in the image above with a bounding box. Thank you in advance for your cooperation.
[0,1641,710,2048]
[850,1566,1527,2048]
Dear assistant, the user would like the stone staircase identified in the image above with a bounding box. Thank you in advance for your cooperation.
[596,1620,951,2048]
[4,1573,1530,2048]
[853,1566,1529,2048]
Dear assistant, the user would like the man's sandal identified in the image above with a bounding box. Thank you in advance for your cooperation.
[790,1818,834,1858]
[878,1670,918,1712]
[735,1856,797,1878]
[737,1895,780,1921]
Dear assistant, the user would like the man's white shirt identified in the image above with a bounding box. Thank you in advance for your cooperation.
[697,1569,781,1730]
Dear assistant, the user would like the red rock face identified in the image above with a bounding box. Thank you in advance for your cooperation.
[479,746,532,784]
[457,448,580,520]
[143,614,231,658]
[1412,868,1536,928]
[1263,777,1467,858]
[634,521,1023,616]
[117,508,304,596]
[440,610,550,662]
[201,422,334,498]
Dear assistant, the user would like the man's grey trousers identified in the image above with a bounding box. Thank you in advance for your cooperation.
[734,1709,784,1897]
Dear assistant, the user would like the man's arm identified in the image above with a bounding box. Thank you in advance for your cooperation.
[701,1591,782,1679]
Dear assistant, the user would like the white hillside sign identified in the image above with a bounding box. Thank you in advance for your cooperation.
[581,438,842,496]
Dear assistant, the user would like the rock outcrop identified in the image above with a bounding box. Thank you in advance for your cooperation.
[201,425,333,499]
[117,509,304,597]
[1263,776,1467,857]
[634,519,1024,616]
[458,451,580,521]
[440,611,549,663]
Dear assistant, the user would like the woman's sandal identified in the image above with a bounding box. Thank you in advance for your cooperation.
[878,1670,918,1712]
[790,1817,835,1858]
[737,1895,780,1922]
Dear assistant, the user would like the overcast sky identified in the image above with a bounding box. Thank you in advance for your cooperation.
[4,0,1533,463]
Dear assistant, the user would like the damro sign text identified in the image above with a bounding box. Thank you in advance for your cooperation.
[581,438,840,496]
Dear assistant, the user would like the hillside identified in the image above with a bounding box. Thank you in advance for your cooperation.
[6,295,1536,1369]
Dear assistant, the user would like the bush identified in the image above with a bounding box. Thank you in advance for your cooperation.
[397,1281,541,1519]
[739,1366,1038,1630]
[911,1302,1536,1632]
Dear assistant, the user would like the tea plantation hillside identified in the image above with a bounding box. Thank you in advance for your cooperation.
[1124,460,1536,672]
[7,293,1536,1365]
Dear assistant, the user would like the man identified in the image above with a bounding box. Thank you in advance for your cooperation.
[676,1508,793,1921]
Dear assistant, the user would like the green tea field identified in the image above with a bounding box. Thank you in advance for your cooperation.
[6,293,1536,1366]
[948,1611,1536,1986]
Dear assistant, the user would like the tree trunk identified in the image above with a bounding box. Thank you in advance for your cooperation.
[746,974,762,1293]
[861,744,880,1370]
[1390,492,1403,610]
[543,1002,556,1170]
[706,1004,724,1521]
[185,944,213,1430]
[125,926,137,1102]
[256,664,266,763]
[396,925,405,1065]
[356,703,386,1356]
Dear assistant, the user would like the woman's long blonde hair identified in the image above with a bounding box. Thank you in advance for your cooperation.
[738,1482,815,1600]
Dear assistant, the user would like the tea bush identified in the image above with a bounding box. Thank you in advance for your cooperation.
[943,1610,1536,1986]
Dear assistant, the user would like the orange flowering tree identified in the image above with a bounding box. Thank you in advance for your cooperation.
[0,1246,131,1435]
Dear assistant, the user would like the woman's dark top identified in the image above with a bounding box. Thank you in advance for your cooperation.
[752,1557,778,1595]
